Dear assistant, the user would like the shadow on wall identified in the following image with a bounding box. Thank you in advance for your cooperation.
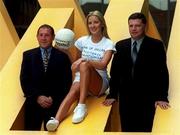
[149,1,176,48]
[3,0,109,38]
[3,0,40,38]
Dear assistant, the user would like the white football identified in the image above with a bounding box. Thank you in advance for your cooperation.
[55,28,75,49]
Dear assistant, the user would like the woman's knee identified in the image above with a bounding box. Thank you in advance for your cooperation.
[79,61,91,73]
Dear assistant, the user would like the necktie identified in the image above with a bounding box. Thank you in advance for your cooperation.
[43,49,49,72]
[132,41,137,64]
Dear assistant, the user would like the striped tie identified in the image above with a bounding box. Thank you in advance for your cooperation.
[132,41,137,64]
[131,41,137,77]
[43,49,49,72]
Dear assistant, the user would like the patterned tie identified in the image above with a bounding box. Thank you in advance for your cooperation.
[132,41,137,64]
[43,49,49,72]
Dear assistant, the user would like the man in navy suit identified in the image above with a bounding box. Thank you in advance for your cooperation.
[20,24,72,130]
[103,13,170,132]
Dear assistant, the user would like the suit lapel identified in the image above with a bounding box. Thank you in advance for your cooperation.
[47,47,54,69]
[34,48,44,73]
[46,47,58,72]
[136,36,148,62]
[126,39,133,65]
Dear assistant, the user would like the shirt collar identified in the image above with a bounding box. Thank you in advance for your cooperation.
[131,37,144,52]
[40,47,52,53]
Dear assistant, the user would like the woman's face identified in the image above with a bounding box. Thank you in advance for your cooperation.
[87,15,102,36]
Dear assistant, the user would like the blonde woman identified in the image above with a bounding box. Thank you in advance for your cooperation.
[46,10,115,131]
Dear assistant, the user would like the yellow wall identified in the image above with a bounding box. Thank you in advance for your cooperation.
[0,0,19,70]
[153,0,180,133]
[38,0,88,39]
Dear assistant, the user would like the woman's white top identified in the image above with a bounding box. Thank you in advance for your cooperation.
[74,35,116,79]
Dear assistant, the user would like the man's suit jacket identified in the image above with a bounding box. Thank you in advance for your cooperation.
[20,47,72,107]
[107,35,169,131]
[108,35,169,103]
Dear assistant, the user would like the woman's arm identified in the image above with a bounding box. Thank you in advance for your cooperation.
[88,50,114,70]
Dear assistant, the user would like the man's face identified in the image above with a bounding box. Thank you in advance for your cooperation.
[37,28,54,49]
[128,19,146,40]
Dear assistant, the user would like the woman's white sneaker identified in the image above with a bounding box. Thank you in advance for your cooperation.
[72,104,87,124]
[46,117,59,131]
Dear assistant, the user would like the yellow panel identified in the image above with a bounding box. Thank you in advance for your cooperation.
[0,0,19,70]
[153,0,180,133]
[105,0,145,42]
[38,0,88,39]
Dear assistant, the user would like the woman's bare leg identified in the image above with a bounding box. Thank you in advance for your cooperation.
[78,61,103,104]
[55,82,80,122]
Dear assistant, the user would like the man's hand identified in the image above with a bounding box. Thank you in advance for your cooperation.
[103,98,116,106]
[37,96,53,108]
[155,101,170,109]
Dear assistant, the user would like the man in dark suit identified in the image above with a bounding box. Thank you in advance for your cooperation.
[103,13,170,132]
[20,24,72,130]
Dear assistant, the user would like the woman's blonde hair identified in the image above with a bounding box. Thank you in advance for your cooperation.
[86,10,109,38]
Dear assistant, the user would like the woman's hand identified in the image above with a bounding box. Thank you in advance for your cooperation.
[55,44,69,53]
[71,58,86,72]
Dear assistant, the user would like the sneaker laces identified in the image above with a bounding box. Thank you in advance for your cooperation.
[73,105,87,114]
[50,117,56,120]
[49,117,59,125]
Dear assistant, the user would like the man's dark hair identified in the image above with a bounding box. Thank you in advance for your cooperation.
[37,24,55,35]
[128,12,147,24]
